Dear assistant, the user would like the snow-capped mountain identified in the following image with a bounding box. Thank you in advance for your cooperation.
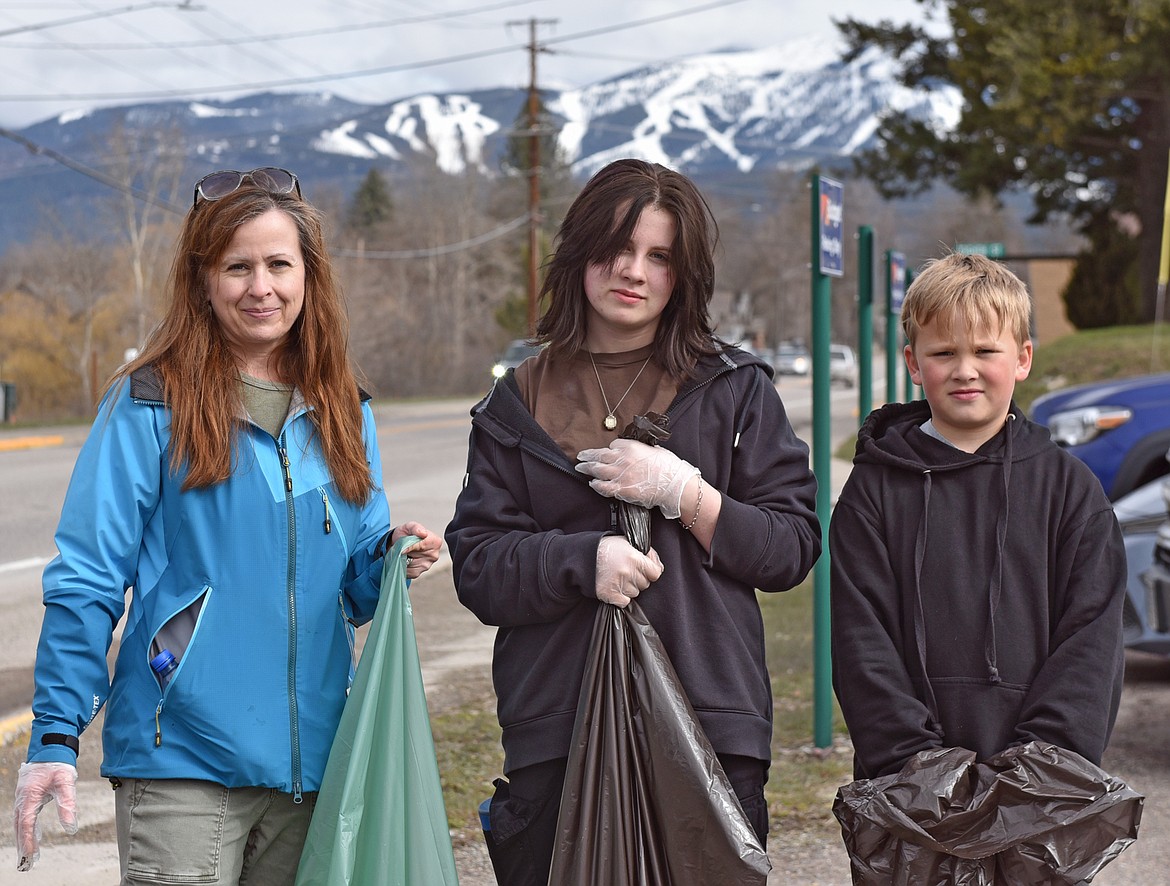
[0,35,957,252]
[304,35,957,178]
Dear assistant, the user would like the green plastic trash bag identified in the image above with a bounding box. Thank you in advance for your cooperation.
[295,535,458,886]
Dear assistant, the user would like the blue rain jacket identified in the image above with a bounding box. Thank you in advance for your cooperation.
[27,367,391,798]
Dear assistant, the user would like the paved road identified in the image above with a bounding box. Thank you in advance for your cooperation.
[3,378,1164,882]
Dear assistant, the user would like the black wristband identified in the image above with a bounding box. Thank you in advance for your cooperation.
[41,733,80,755]
[375,530,393,560]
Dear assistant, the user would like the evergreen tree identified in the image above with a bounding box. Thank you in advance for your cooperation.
[347,168,393,234]
[838,0,1170,326]
[503,91,571,200]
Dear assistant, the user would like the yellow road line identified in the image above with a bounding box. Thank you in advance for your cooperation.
[0,709,32,746]
[0,435,64,452]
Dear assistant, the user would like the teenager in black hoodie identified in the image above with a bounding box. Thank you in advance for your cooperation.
[446,160,820,885]
[830,252,1126,783]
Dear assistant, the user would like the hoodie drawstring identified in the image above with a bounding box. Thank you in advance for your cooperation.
[911,469,945,738]
[911,414,1017,737]
[984,414,1016,685]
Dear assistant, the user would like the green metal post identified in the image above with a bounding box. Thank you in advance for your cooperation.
[903,266,916,401]
[885,250,900,405]
[857,226,874,421]
[811,174,833,749]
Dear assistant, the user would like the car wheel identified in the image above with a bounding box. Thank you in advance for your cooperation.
[1110,432,1170,500]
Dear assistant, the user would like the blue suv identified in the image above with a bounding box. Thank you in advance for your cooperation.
[1029,372,1170,500]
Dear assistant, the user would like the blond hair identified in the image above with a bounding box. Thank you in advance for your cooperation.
[901,252,1031,347]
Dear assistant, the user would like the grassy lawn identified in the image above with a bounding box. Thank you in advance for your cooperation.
[1016,323,1170,411]
[760,580,852,834]
[835,323,1170,460]
[431,576,851,845]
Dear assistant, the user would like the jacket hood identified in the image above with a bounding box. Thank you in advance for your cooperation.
[473,339,765,449]
[853,399,1052,472]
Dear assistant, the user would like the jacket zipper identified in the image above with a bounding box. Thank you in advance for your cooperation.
[339,591,358,696]
[149,586,211,748]
[278,434,304,803]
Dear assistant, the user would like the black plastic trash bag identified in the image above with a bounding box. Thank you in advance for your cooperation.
[613,412,673,555]
[547,411,768,883]
[833,741,1143,885]
[548,599,771,885]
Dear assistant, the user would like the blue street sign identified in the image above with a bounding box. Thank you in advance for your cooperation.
[818,176,844,277]
[889,251,907,314]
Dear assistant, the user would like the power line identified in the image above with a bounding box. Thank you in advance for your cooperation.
[0,125,533,259]
[0,125,185,212]
[0,0,749,102]
[0,0,197,39]
[0,0,539,49]
[332,213,531,259]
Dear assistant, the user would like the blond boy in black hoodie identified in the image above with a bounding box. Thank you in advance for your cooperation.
[830,252,1126,780]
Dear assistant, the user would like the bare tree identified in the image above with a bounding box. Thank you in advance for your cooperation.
[339,160,519,396]
[96,122,187,351]
[0,233,126,414]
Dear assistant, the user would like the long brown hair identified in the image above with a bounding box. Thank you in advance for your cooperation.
[112,185,375,504]
[535,158,720,379]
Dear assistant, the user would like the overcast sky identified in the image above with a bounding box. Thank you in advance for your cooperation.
[0,0,929,129]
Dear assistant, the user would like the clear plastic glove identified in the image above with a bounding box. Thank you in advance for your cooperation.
[13,761,78,872]
[595,536,664,608]
[576,439,700,520]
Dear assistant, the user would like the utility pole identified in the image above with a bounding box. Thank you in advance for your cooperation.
[509,17,557,335]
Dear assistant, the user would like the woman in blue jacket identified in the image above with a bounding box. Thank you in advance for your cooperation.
[13,167,441,883]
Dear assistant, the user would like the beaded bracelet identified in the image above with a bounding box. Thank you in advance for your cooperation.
[681,477,704,531]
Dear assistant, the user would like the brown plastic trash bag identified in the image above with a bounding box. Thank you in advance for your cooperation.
[833,741,1143,885]
[547,600,771,885]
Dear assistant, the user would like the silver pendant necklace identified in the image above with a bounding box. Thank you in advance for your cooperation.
[589,351,653,431]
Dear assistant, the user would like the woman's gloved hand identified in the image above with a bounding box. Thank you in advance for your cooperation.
[576,439,699,520]
[13,761,78,872]
[594,536,664,607]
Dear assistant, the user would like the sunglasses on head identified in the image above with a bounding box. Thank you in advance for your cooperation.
[192,167,301,207]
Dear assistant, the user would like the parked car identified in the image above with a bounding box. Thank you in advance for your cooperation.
[736,342,775,372]
[1114,467,1170,655]
[1141,483,1170,653]
[491,339,543,379]
[1029,372,1170,500]
[774,342,810,376]
[829,343,858,388]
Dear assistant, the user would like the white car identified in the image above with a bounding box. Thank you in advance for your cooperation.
[829,344,858,388]
[774,343,810,376]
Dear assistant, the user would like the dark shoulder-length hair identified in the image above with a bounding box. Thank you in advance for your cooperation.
[112,184,375,504]
[535,158,720,380]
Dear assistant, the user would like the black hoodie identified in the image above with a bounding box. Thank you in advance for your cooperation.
[830,399,1126,779]
[445,344,821,773]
